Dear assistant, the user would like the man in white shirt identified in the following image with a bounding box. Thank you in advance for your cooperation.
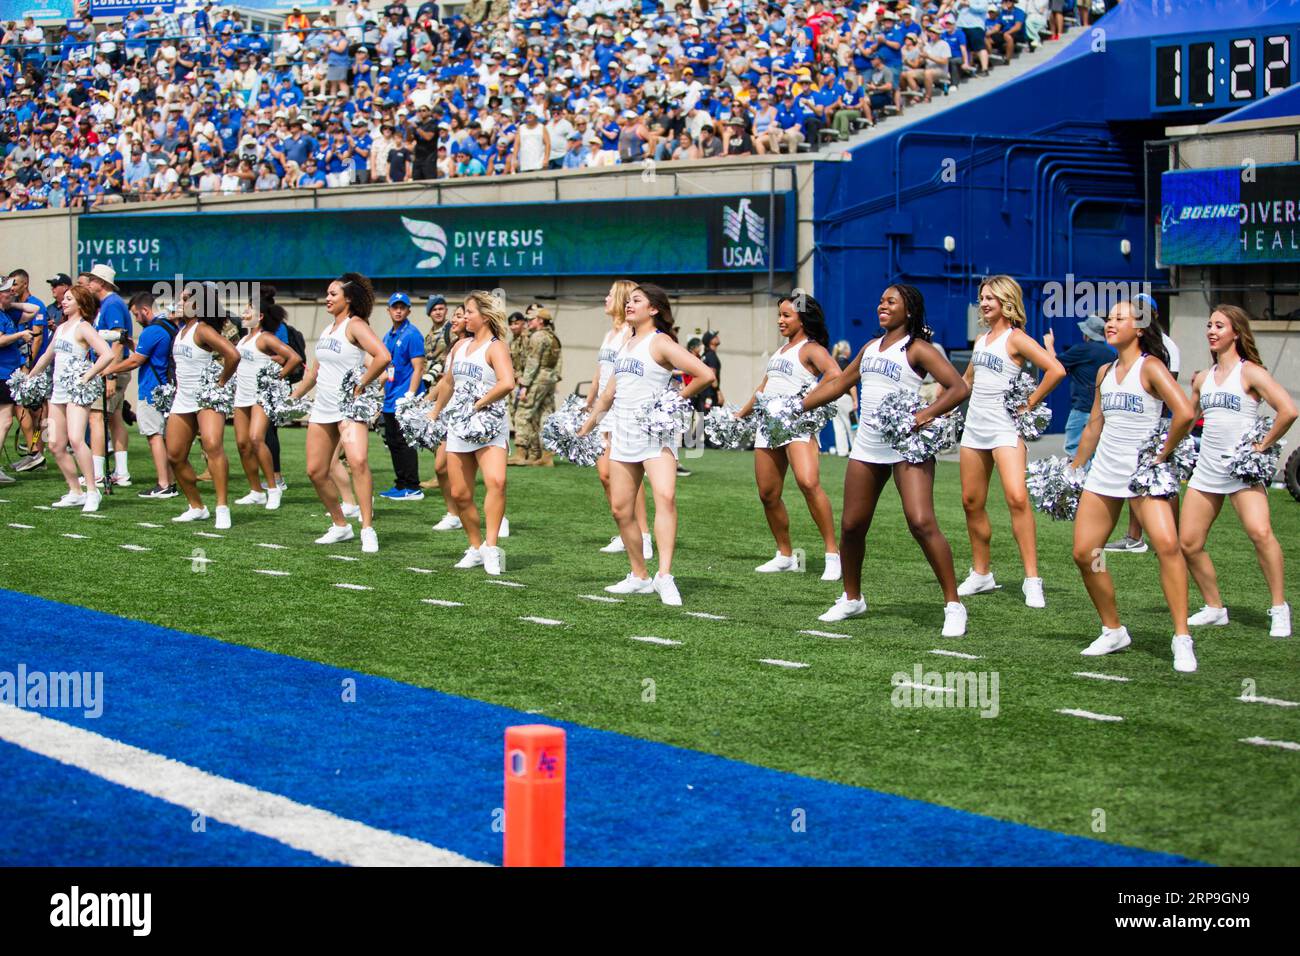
[545,110,574,169]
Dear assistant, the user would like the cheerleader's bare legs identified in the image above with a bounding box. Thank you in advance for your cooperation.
[610,451,676,577]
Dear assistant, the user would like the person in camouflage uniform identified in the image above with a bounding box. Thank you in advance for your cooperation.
[422,294,451,388]
[511,306,561,466]
[506,312,529,461]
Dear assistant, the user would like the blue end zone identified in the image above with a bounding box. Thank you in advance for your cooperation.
[0,589,1203,866]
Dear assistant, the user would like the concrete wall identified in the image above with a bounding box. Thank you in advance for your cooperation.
[2,155,819,405]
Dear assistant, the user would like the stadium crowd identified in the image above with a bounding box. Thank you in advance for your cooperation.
[0,0,1107,211]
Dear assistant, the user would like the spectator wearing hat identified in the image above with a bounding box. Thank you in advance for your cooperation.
[379,291,427,500]
[832,75,870,139]
[722,114,754,156]
[422,294,452,389]
[561,131,590,169]
[769,90,804,154]
[411,103,440,180]
[866,53,900,115]
[1044,315,1115,458]
[751,92,777,153]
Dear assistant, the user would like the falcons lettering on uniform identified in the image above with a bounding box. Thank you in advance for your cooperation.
[860,355,903,381]
[1102,392,1145,414]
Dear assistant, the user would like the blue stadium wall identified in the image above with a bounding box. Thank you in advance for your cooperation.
[812,0,1300,430]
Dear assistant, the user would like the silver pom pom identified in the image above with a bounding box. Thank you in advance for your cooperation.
[1227,416,1285,486]
[256,365,311,426]
[868,390,963,463]
[1027,455,1086,521]
[704,404,758,449]
[56,356,103,407]
[6,367,52,407]
[1004,372,1053,441]
[759,383,835,446]
[395,396,447,451]
[635,387,693,445]
[196,359,234,416]
[1128,422,1197,498]
[448,380,507,445]
[338,366,383,423]
[540,394,602,467]
[150,383,175,417]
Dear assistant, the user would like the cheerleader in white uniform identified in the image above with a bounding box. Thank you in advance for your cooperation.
[799,285,970,636]
[578,283,716,605]
[26,286,115,511]
[425,291,514,575]
[292,273,391,553]
[1070,300,1197,670]
[163,287,241,527]
[1180,306,1296,638]
[232,299,301,510]
[736,294,842,580]
[589,279,652,560]
[957,275,1065,608]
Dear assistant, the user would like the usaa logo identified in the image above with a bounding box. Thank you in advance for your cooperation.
[721,198,767,268]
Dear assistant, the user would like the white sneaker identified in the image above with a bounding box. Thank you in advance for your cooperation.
[756,552,800,573]
[1081,626,1132,657]
[605,573,654,595]
[266,487,282,511]
[600,535,626,553]
[1172,635,1197,673]
[454,546,483,569]
[654,572,682,606]
[942,601,968,637]
[1188,605,1229,627]
[360,527,378,553]
[499,516,510,538]
[235,490,267,505]
[1269,602,1292,638]
[341,502,362,519]
[642,534,653,561]
[315,523,354,545]
[432,513,462,531]
[957,569,997,596]
[81,490,102,513]
[52,492,86,508]
[821,553,842,582]
[819,593,867,622]
[0,467,14,485]
[111,472,132,487]
[1022,577,1045,609]
[173,506,210,523]
[483,545,503,575]
[214,506,231,530]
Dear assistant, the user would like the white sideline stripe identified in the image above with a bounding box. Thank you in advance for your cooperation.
[257,543,289,550]
[685,612,726,620]
[421,599,463,608]
[1074,671,1132,683]
[136,522,162,528]
[120,544,151,552]
[8,523,34,529]
[799,629,849,640]
[327,555,360,562]
[194,532,224,539]
[81,513,106,519]
[579,594,623,603]
[895,681,955,694]
[1056,708,1124,723]
[520,616,563,626]
[629,636,681,646]
[488,580,525,588]
[334,583,372,591]
[929,649,981,660]
[1238,695,1299,708]
[406,567,436,574]
[33,505,52,511]
[61,533,89,540]
[1239,736,1300,751]
[760,658,809,669]
[0,703,484,867]
[254,569,291,577]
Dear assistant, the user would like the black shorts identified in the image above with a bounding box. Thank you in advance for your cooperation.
[964,27,986,49]
[0,380,12,407]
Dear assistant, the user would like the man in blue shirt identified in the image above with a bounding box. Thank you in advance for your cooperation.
[79,263,134,487]
[0,278,36,485]
[1045,314,1116,457]
[380,292,427,499]
[103,291,178,499]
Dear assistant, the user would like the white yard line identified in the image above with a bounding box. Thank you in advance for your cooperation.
[1238,736,1300,751]
[1055,708,1124,723]
[257,543,289,550]
[894,681,955,694]
[326,555,359,562]
[1074,672,1132,683]
[1237,695,1299,708]
[421,599,463,608]
[7,523,34,530]
[759,659,809,669]
[684,612,726,620]
[194,532,224,539]
[406,567,436,574]
[629,636,681,646]
[799,629,849,639]
[519,616,563,626]
[0,704,485,867]
[487,580,526,588]
[929,649,981,660]
[254,570,291,577]
[61,533,89,540]
[136,522,162,528]
[334,583,372,591]
[119,544,151,552]
[579,594,623,603]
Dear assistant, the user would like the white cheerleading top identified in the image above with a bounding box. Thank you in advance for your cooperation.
[608,330,676,464]
[597,325,630,393]
[447,335,508,453]
[1083,355,1163,498]
[234,330,276,408]
[1190,360,1261,494]
[849,334,923,465]
[961,326,1023,449]
[310,316,365,424]
[50,320,89,405]
[760,338,817,398]
[171,322,211,416]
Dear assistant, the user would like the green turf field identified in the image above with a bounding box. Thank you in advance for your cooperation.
[1,428,1297,865]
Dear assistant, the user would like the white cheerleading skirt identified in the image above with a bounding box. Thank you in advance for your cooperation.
[610,428,679,464]
[960,396,1020,451]
[448,418,508,455]
[171,386,201,416]
[309,386,343,425]
[1082,434,1140,499]
[233,372,261,409]
[754,423,814,450]
[1188,443,1252,495]
[848,418,903,465]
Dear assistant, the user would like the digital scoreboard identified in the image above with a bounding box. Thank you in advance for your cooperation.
[1152,30,1297,111]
